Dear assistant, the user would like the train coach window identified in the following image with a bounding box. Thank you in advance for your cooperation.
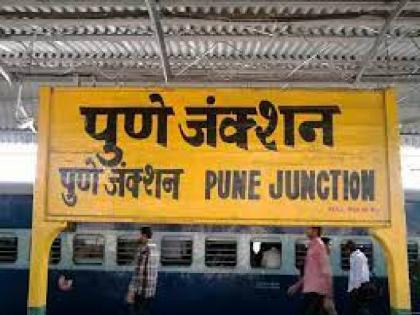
[340,241,373,271]
[73,234,105,265]
[250,241,282,268]
[117,236,139,266]
[205,239,237,267]
[161,237,193,266]
[0,234,18,263]
[408,242,419,276]
[49,237,61,265]
[295,242,308,272]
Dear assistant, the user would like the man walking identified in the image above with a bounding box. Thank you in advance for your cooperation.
[126,227,158,315]
[345,240,371,315]
[321,237,338,315]
[287,227,332,315]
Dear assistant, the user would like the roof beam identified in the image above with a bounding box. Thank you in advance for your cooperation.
[0,34,382,42]
[2,58,419,77]
[5,62,419,80]
[2,55,418,68]
[145,0,171,82]
[0,34,374,43]
[0,1,413,7]
[0,78,409,89]
[1,17,420,29]
[354,0,411,83]
[9,71,420,84]
[0,1,419,14]
[2,33,419,43]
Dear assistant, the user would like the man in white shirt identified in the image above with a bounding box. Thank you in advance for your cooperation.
[345,240,371,315]
[261,246,281,269]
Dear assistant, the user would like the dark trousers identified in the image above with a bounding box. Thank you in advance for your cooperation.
[301,293,325,315]
[129,295,153,315]
[347,288,371,315]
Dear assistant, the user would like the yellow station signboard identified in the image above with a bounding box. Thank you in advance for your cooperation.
[38,87,398,225]
[31,87,411,315]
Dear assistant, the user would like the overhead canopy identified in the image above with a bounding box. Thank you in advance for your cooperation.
[0,1,419,143]
[0,0,419,83]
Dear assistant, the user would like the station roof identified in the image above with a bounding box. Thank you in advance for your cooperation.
[0,0,419,145]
